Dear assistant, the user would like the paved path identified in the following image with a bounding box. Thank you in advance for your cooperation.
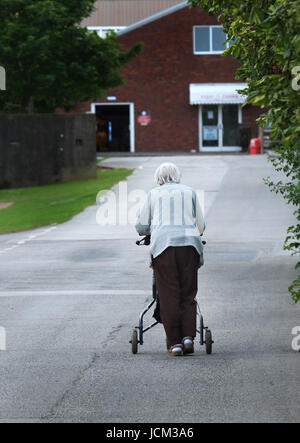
[0,155,299,423]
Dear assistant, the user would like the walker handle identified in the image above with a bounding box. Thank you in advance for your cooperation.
[136,235,151,246]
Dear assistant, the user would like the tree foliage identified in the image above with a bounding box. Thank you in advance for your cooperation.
[0,0,142,113]
[189,0,300,302]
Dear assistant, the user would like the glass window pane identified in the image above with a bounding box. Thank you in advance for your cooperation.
[222,105,239,146]
[194,27,210,53]
[202,105,219,148]
[212,27,227,52]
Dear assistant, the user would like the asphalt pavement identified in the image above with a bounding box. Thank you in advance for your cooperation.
[0,154,299,423]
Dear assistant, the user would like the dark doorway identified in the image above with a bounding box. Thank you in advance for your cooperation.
[96,105,130,152]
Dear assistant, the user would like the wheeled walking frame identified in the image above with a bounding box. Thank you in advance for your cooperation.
[130,236,213,355]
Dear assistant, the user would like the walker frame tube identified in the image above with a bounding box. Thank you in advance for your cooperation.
[135,236,211,350]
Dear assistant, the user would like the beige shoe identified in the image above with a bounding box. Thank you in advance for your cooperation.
[182,337,194,355]
[168,344,183,357]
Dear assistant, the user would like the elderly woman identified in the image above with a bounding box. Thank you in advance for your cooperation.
[135,163,205,357]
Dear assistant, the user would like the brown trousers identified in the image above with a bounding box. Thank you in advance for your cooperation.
[153,246,199,346]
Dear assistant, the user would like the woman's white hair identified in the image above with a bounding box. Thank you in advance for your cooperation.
[154,163,181,186]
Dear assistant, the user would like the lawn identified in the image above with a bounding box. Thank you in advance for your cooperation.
[0,168,132,234]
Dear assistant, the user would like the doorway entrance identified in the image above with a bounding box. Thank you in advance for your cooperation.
[199,104,242,151]
[91,103,135,152]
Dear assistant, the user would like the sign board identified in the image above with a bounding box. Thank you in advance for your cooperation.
[137,111,152,126]
[203,125,218,141]
[190,83,248,105]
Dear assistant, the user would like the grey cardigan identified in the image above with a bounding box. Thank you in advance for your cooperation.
[135,183,205,259]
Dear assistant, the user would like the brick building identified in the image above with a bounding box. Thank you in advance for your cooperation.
[82,0,183,35]
[76,1,262,153]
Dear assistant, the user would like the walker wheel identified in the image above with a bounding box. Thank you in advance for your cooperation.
[131,330,138,354]
[205,330,213,355]
[166,338,171,351]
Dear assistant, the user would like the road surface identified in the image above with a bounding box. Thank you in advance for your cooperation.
[0,154,299,423]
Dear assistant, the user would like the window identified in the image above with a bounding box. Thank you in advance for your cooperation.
[193,26,230,54]
[87,27,126,39]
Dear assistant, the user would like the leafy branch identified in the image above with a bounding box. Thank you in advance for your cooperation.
[189,0,300,302]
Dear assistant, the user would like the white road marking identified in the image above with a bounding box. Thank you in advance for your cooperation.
[0,225,57,255]
[0,290,152,297]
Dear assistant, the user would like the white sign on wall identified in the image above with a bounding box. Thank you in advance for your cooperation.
[190,83,248,105]
[203,125,218,141]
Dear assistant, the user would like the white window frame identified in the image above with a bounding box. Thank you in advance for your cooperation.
[193,25,230,55]
[89,102,135,153]
[87,26,126,39]
[198,104,243,152]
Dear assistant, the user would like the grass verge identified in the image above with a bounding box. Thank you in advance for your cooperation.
[0,168,132,234]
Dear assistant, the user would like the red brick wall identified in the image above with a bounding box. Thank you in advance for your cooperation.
[242,105,263,139]
[75,6,262,152]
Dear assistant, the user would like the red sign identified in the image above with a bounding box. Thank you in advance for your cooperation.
[137,111,152,126]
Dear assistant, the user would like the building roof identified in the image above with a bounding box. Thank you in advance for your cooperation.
[118,1,188,35]
[81,0,185,27]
